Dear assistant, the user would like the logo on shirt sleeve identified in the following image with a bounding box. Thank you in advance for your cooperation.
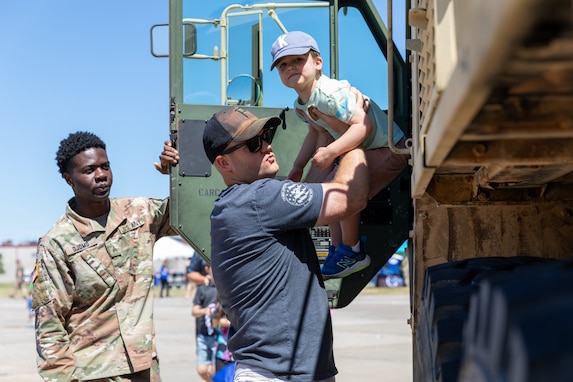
[281,182,313,207]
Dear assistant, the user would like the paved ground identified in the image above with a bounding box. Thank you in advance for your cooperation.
[0,289,412,381]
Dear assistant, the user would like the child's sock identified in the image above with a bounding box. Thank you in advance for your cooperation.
[351,240,361,253]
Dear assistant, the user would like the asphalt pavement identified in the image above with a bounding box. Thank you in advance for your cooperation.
[0,289,413,381]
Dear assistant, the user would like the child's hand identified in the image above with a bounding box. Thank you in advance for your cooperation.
[287,166,304,182]
[312,146,336,170]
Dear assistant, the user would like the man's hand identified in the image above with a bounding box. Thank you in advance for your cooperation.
[309,87,370,169]
[310,87,369,135]
[154,140,179,174]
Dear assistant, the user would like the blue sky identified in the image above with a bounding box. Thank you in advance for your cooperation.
[0,1,404,244]
[1,1,170,243]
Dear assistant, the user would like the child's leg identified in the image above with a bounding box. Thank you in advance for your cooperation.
[304,131,335,183]
[340,212,360,248]
[304,164,333,183]
[366,139,409,199]
[322,212,370,278]
[328,222,342,248]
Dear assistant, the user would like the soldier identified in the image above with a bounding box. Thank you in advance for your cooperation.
[32,131,177,381]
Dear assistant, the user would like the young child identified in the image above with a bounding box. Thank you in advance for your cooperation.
[211,300,234,373]
[270,30,409,279]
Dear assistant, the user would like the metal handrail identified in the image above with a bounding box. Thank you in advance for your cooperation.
[387,0,411,155]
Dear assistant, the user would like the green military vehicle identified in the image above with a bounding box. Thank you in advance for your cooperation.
[153,0,573,380]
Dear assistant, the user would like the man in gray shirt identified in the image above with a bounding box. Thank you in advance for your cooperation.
[160,98,369,381]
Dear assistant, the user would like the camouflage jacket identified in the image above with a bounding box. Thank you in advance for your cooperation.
[33,197,176,381]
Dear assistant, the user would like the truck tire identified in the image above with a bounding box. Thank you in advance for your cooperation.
[458,259,573,382]
[415,256,557,382]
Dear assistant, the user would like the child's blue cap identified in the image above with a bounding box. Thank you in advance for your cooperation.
[270,31,320,70]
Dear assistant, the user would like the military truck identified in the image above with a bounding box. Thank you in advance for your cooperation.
[152,0,573,380]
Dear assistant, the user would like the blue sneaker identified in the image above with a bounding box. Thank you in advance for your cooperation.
[321,237,371,279]
[322,245,336,264]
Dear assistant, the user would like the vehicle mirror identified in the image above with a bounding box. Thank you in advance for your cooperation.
[226,74,261,106]
[183,23,197,56]
[150,24,169,58]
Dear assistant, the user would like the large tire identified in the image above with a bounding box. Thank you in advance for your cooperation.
[415,257,557,382]
[458,259,573,382]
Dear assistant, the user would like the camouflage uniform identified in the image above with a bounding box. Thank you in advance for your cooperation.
[33,197,176,382]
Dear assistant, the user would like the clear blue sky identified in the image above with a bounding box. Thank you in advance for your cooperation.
[1,1,170,243]
[0,1,404,244]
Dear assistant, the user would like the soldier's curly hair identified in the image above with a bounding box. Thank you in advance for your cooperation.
[55,131,106,177]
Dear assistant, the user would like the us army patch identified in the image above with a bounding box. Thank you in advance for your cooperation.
[119,218,144,233]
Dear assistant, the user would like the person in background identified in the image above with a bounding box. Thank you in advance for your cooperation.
[158,259,171,298]
[10,259,26,298]
[191,263,218,382]
[26,266,37,328]
[157,102,369,381]
[212,299,234,373]
[270,31,409,279]
[184,256,197,299]
[187,252,212,288]
[32,131,177,381]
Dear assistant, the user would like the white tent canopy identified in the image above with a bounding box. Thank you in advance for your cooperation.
[153,236,196,275]
[153,236,196,261]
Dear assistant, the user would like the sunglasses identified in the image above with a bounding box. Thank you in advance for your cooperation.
[221,126,276,155]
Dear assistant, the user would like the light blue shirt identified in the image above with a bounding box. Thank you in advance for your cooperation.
[294,74,404,149]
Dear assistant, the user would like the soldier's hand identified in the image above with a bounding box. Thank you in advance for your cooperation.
[154,140,179,174]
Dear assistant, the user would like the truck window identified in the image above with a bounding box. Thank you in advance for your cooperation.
[338,5,389,108]
[180,1,330,108]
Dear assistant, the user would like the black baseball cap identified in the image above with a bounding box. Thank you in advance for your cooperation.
[203,107,282,163]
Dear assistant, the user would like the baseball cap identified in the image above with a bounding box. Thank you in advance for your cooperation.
[270,31,320,70]
[203,107,282,163]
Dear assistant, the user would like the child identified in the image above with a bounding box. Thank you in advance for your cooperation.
[211,299,234,373]
[270,30,409,279]
[191,263,218,382]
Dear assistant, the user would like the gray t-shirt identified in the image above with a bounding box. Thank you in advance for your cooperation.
[210,178,337,381]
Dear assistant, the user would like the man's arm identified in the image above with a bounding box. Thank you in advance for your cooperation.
[314,147,369,227]
[187,256,211,286]
[33,245,77,381]
[191,303,212,318]
[188,271,212,286]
